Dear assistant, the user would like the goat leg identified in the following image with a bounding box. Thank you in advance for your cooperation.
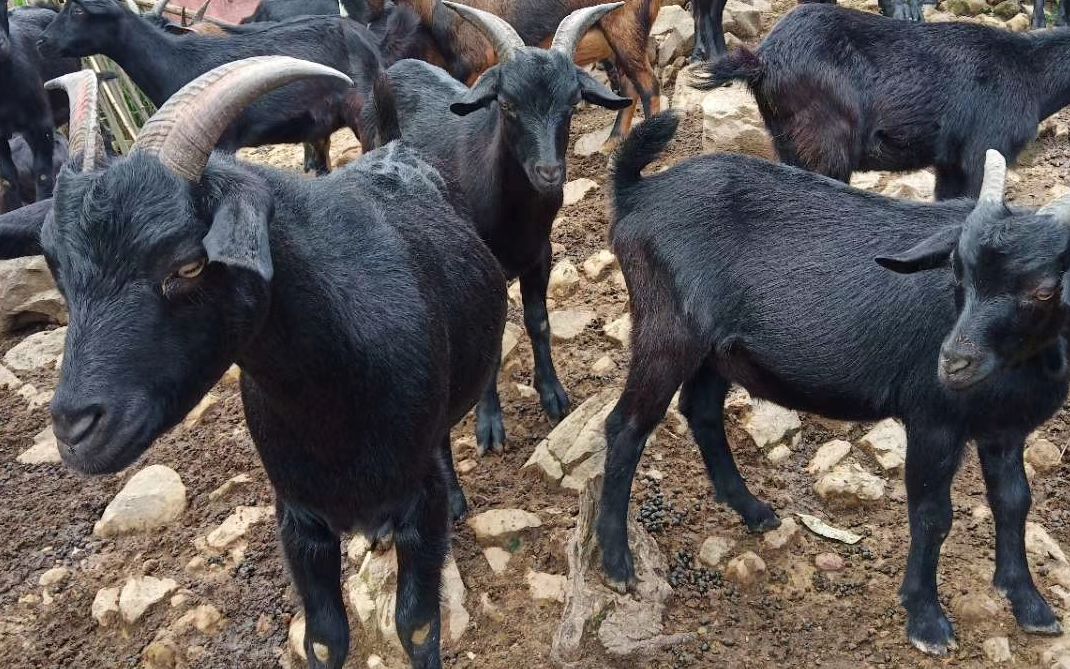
[26,126,56,202]
[278,503,349,669]
[977,436,1062,635]
[303,137,332,176]
[437,435,469,521]
[520,247,570,423]
[0,138,23,211]
[475,356,506,455]
[680,364,780,532]
[899,424,965,656]
[394,475,448,669]
[1034,0,1048,28]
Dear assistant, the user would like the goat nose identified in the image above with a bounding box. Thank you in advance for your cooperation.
[941,353,974,375]
[534,164,563,185]
[51,402,104,447]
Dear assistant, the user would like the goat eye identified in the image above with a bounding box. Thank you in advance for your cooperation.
[175,259,206,280]
[1035,286,1056,301]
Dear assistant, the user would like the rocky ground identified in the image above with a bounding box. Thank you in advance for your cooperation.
[2,0,1070,668]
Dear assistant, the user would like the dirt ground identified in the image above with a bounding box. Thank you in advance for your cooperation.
[2,3,1070,668]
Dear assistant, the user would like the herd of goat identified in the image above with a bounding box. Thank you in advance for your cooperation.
[1,0,1070,666]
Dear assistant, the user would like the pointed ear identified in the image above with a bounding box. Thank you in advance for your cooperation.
[0,198,50,259]
[576,67,632,111]
[203,189,274,281]
[450,68,500,116]
[875,225,961,274]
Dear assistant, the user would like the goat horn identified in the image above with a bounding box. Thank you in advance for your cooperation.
[975,149,1006,207]
[45,71,102,172]
[133,56,352,182]
[442,1,523,64]
[550,2,623,59]
[1038,193,1070,225]
[194,0,211,21]
[151,0,170,16]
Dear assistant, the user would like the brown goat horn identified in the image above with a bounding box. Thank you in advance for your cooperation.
[151,0,170,16]
[975,150,1006,208]
[550,2,623,59]
[194,0,211,21]
[442,1,523,64]
[45,71,102,172]
[1037,193,1070,225]
[133,56,352,182]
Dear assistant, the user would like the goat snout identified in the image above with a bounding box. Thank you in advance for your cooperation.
[51,401,105,449]
[532,163,564,189]
[937,341,992,390]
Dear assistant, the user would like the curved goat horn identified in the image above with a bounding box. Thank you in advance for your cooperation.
[442,1,523,64]
[194,0,211,21]
[133,56,351,182]
[550,2,623,59]
[45,71,102,172]
[151,0,170,16]
[1038,193,1070,225]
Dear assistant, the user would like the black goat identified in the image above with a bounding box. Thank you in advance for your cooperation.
[0,4,78,210]
[367,3,631,454]
[37,0,378,176]
[600,112,1070,656]
[0,133,68,214]
[696,5,1070,199]
[15,59,505,669]
[240,0,341,22]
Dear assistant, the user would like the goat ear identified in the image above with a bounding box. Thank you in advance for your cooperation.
[450,68,499,116]
[203,190,274,282]
[875,225,961,274]
[0,198,50,260]
[576,68,632,111]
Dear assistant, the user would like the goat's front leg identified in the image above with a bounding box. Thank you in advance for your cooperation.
[900,424,965,656]
[520,244,569,423]
[977,436,1062,635]
[394,474,448,669]
[1034,0,1048,28]
[1059,0,1069,26]
[474,355,506,455]
[691,0,728,62]
[25,126,55,202]
[0,137,23,211]
[278,503,348,669]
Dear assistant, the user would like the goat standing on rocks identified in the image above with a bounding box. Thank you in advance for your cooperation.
[601,112,1070,656]
[15,58,506,669]
[366,3,633,455]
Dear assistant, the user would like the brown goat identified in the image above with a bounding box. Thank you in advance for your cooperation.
[369,0,660,146]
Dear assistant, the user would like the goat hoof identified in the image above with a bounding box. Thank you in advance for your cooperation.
[475,418,506,456]
[447,490,469,523]
[538,380,570,424]
[604,574,637,595]
[907,611,956,656]
[744,509,781,534]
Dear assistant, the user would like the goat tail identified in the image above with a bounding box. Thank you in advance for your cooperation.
[372,73,401,145]
[692,48,764,90]
[613,112,679,216]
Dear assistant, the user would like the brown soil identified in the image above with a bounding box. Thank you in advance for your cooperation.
[2,7,1070,668]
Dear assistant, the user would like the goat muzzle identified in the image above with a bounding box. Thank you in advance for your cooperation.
[131,56,352,183]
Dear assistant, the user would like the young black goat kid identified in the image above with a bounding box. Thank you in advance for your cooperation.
[697,5,1070,199]
[367,3,631,455]
[17,59,505,669]
[601,112,1070,656]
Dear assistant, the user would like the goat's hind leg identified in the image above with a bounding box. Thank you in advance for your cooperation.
[303,137,332,176]
[680,365,779,532]
[394,472,449,669]
[978,435,1062,635]
[438,435,469,522]
[278,503,349,669]
[474,356,506,455]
